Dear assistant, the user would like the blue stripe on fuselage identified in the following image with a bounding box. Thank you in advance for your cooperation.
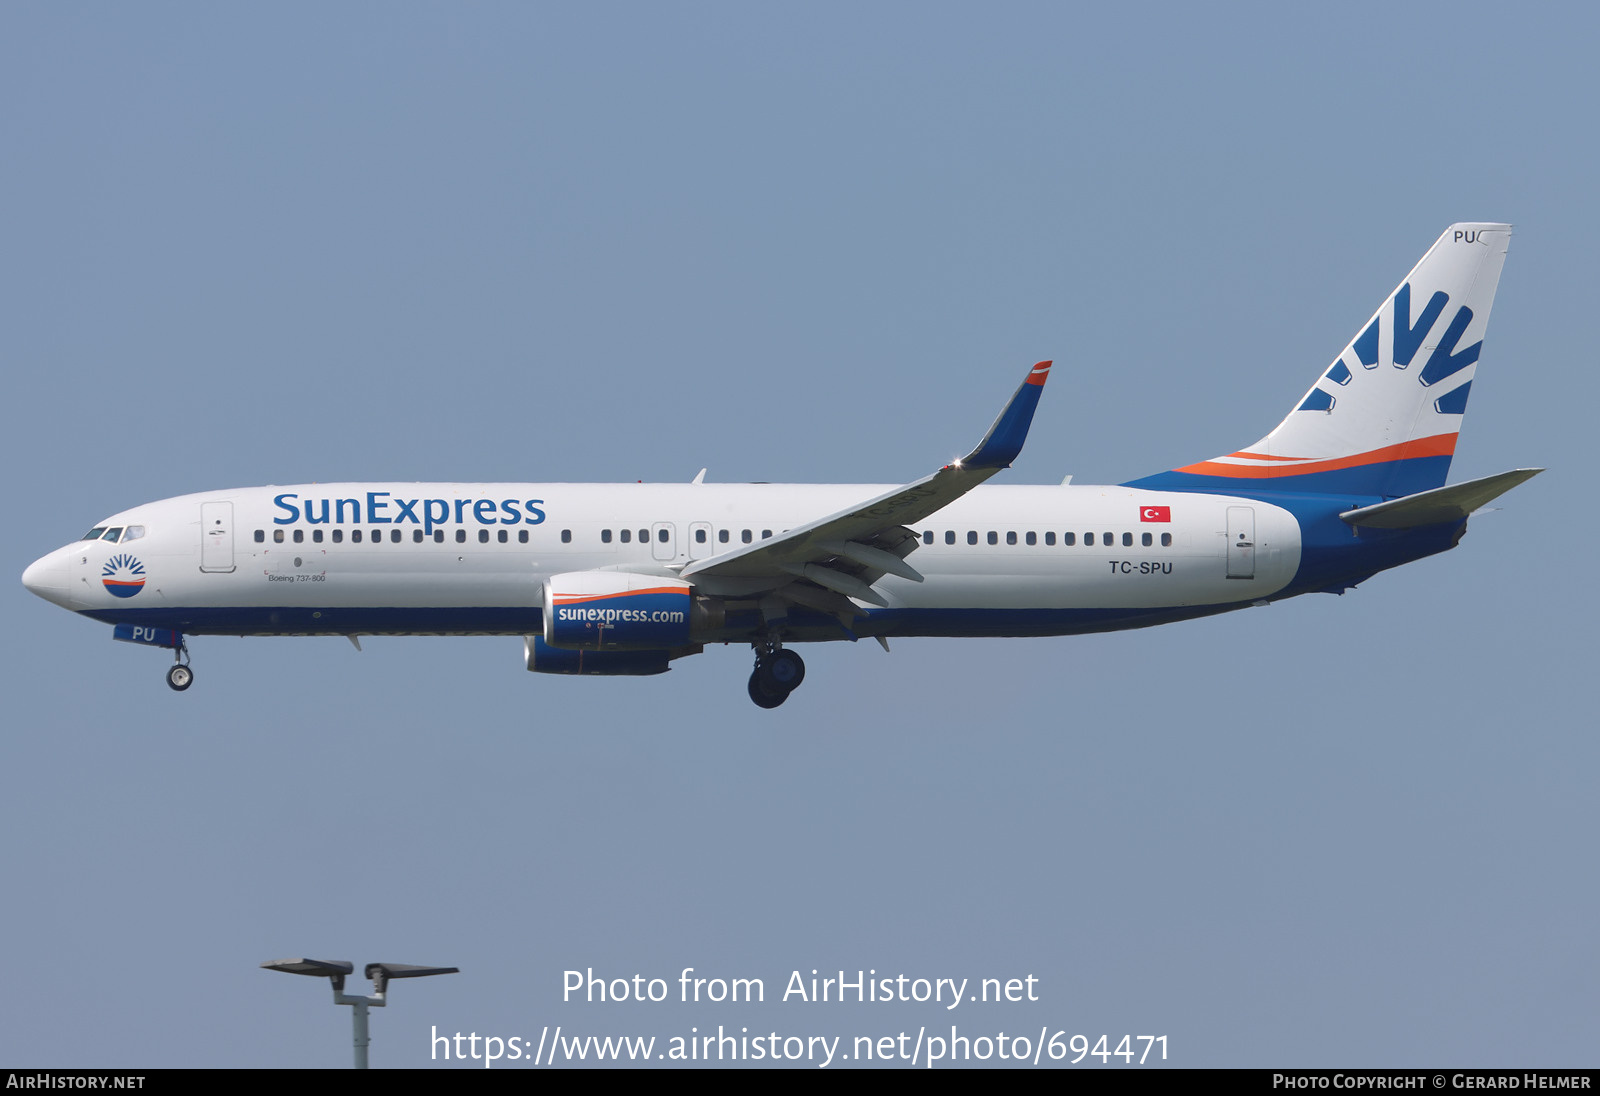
[1138,485,1466,597]
[83,603,1253,640]
[82,605,546,636]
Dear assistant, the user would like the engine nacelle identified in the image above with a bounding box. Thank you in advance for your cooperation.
[543,571,696,650]
[524,635,672,676]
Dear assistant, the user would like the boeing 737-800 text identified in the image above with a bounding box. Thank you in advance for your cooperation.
[23,224,1539,707]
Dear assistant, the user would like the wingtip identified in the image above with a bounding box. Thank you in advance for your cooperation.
[961,360,1052,469]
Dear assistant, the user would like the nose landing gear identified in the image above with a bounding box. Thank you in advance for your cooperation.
[165,641,194,692]
[748,644,805,709]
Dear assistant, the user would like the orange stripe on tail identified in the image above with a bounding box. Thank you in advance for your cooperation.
[1176,434,1458,479]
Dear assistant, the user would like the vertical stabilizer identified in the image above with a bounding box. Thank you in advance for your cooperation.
[1128,224,1511,498]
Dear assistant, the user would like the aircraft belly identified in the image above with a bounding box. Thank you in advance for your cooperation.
[83,604,545,637]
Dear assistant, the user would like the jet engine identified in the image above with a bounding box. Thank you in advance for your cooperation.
[524,635,676,676]
[541,571,723,650]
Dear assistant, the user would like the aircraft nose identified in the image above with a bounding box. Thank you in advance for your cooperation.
[22,551,71,607]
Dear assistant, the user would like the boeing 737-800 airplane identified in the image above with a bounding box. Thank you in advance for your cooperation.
[23,224,1539,707]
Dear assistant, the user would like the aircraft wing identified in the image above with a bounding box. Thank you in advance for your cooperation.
[681,361,1052,616]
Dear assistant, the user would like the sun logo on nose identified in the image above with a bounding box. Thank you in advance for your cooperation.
[102,553,146,598]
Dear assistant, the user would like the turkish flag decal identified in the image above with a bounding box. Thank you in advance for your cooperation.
[1140,506,1171,522]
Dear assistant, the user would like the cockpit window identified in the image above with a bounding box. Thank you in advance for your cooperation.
[102,527,124,542]
[122,526,146,543]
[82,527,107,541]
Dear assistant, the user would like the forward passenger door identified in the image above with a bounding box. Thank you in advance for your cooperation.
[200,502,235,573]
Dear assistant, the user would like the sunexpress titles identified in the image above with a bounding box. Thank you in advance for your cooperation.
[273,492,547,536]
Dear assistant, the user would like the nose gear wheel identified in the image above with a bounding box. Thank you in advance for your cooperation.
[165,639,193,692]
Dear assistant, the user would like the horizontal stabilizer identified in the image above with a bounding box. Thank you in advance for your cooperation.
[1340,468,1542,529]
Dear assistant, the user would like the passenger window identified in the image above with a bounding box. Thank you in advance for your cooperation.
[313,530,324,543]
[373,529,382,544]
[638,529,648,543]
[332,529,344,543]
[498,529,508,543]
[388,529,399,543]
[254,529,265,543]
[1142,532,1152,546]
[519,530,528,543]
[1006,531,1017,545]
[1162,532,1172,547]
[719,529,729,543]
[695,529,706,544]
[923,530,934,545]
[293,529,304,543]
[274,529,285,543]
[1122,532,1133,547]
[1026,531,1036,545]
[434,530,444,543]
[620,528,631,543]
[660,529,670,543]
[562,529,573,544]
[762,530,771,539]
[1082,532,1093,546]
[742,529,753,543]
[987,531,998,545]
[1103,532,1113,545]
[967,531,977,545]
[602,529,612,543]
[455,529,466,543]
[479,529,490,543]
[945,531,955,545]
[1063,532,1073,545]
[352,530,363,543]
[414,530,424,543]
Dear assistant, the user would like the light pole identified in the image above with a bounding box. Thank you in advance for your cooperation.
[262,956,458,1068]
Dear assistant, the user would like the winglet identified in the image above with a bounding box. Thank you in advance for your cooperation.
[960,361,1052,470]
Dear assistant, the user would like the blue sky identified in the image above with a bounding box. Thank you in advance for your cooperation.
[2,2,1594,1068]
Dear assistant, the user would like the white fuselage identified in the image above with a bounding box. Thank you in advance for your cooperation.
[25,481,1302,639]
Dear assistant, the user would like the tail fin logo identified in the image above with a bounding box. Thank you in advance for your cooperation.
[1302,281,1480,416]
[1126,223,1509,498]
[102,553,146,599]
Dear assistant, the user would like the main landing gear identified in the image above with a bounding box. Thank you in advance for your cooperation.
[748,643,805,709]
[165,641,194,692]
